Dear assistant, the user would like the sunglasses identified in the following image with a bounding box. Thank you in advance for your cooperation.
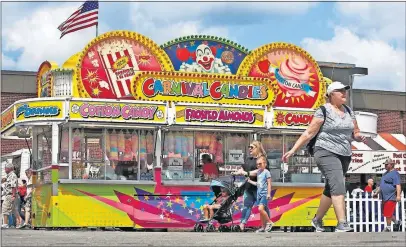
[333,89,346,93]
[249,145,256,149]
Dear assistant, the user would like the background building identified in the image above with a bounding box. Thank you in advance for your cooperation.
[1,65,405,156]
[1,70,37,155]
[319,62,406,134]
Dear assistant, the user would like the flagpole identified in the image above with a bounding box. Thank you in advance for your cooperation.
[96,24,98,37]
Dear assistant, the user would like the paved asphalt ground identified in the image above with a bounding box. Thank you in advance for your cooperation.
[1,229,405,246]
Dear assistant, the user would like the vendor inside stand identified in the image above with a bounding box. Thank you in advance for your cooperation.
[61,127,156,181]
[161,130,252,182]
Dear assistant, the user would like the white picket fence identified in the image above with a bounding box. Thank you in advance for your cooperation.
[345,191,405,232]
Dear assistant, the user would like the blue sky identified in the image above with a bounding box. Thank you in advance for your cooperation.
[2,1,405,91]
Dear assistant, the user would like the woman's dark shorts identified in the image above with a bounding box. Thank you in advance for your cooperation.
[314,147,351,197]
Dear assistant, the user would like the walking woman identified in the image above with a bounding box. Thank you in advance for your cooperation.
[282,81,366,232]
[237,140,269,231]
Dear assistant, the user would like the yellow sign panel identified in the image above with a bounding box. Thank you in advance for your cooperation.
[16,100,65,122]
[273,109,315,129]
[132,71,278,106]
[1,107,15,132]
[175,105,265,127]
[69,101,167,124]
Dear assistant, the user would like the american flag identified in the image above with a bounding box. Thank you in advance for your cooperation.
[58,0,99,39]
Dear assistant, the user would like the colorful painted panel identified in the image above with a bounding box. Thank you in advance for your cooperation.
[161,36,249,75]
[75,31,174,100]
[238,43,325,109]
[32,183,336,228]
[32,184,53,227]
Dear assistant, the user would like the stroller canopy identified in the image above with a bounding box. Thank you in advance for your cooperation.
[210,176,246,201]
[210,179,233,198]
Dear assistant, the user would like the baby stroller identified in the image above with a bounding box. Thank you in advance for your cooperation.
[193,176,246,232]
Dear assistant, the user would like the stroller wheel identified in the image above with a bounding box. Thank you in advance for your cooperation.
[206,224,215,232]
[219,225,227,232]
[232,225,241,232]
[193,223,199,232]
[197,224,204,232]
[222,225,230,232]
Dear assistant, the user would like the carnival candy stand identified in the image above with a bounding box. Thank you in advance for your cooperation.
[1,31,341,230]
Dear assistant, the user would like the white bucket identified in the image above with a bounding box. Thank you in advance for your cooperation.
[354,111,378,138]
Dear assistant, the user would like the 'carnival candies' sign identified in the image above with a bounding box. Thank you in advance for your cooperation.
[133,72,277,107]
[175,105,265,127]
[69,101,166,124]
[273,109,315,129]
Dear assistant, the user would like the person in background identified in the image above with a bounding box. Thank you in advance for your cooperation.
[351,184,364,198]
[201,154,219,182]
[364,178,374,193]
[372,185,380,199]
[235,140,268,231]
[13,180,24,229]
[373,159,401,232]
[238,156,274,233]
[1,163,18,229]
[14,179,27,228]
[1,178,6,206]
[202,188,229,220]
[282,81,366,233]
[21,168,33,229]
[18,180,27,204]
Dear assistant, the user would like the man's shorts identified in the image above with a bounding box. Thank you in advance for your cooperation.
[383,200,397,218]
[1,195,15,215]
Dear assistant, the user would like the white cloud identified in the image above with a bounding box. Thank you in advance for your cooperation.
[302,27,405,92]
[2,3,110,71]
[335,2,405,45]
[302,2,406,92]
[1,1,319,70]
[129,2,317,44]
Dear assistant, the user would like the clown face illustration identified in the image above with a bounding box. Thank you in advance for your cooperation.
[196,44,215,72]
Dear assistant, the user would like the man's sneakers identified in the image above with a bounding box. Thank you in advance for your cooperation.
[1,224,9,229]
[393,220,402,232]
[383,226,391,232]
[335,221,353,232]
[311,218,325,232]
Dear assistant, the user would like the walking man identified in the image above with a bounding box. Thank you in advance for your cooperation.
[373,159,401,232]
